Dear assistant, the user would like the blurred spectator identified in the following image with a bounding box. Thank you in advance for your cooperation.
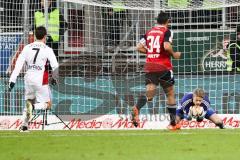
[0,0,23,32]
[167,0,189,29]
[227,26,240,72]
[168,0,188,9]
[105,0,129,48]
[31,0,67,59]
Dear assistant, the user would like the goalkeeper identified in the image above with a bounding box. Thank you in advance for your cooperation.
[176,88,224,129]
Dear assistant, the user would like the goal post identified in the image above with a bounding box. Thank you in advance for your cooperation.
[0,0,240,130]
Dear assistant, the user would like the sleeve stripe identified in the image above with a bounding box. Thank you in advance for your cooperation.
[169,30,173,43]
[182,99,192,110]
[202,100,210,108]
[139,37,146,46]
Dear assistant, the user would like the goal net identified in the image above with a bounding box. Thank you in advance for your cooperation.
[0,0,240,129]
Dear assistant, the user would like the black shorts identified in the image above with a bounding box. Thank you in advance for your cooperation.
[145,70,175,88]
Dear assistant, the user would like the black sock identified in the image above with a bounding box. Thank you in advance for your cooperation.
[216,122,224,129]
[136,95,147,110]
[167,105,176,126]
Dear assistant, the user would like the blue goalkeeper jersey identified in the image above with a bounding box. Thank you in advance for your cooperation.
[179,93,211,115]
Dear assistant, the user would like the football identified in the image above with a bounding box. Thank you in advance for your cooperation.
[189,106,204,118]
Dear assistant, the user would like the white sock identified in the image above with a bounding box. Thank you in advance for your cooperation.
[22,108,29,127]
[34,102,48,110]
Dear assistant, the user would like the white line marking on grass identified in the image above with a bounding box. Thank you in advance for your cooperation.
[0,129,240,138]
[0,132,193,138]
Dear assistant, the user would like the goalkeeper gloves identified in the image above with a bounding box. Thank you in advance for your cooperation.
[186,115,192,121]
[196,116,204,122]
[196,111,206,122]
[8,82,15,91]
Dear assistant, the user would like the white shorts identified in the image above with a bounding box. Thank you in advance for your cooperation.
[25,84,51,103]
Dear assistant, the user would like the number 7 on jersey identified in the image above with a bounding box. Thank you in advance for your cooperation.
[32,48,40,64]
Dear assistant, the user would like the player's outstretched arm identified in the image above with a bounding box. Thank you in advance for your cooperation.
[136,43,147,54]
[164,42,181,59]
[9,49,26,91]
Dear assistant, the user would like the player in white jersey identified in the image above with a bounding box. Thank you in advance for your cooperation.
[8,26,59,132]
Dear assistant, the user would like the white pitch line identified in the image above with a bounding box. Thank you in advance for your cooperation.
[0,131,240,138]
[0,132,193,138]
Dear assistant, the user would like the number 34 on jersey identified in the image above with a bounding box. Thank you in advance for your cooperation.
[147,35,161,53]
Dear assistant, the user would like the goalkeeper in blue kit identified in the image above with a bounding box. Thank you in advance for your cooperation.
[176,88,224,129]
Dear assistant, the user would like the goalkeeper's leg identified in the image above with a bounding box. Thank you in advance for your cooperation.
[207,110,224,129]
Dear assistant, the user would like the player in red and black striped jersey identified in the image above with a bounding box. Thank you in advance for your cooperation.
[131,12,181,130]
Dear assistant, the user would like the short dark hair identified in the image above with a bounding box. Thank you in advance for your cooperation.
[157,12,170,24]
[35,26,47,40]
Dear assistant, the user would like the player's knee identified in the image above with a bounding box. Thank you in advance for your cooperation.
[146,90,155,100]
[209,113,222,123]
[27,99,34,105]
[146,94,154,101]
[146,84,156,98]
[147,97,153,102]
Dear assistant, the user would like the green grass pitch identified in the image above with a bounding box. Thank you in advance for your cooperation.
[0,129,240,160]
